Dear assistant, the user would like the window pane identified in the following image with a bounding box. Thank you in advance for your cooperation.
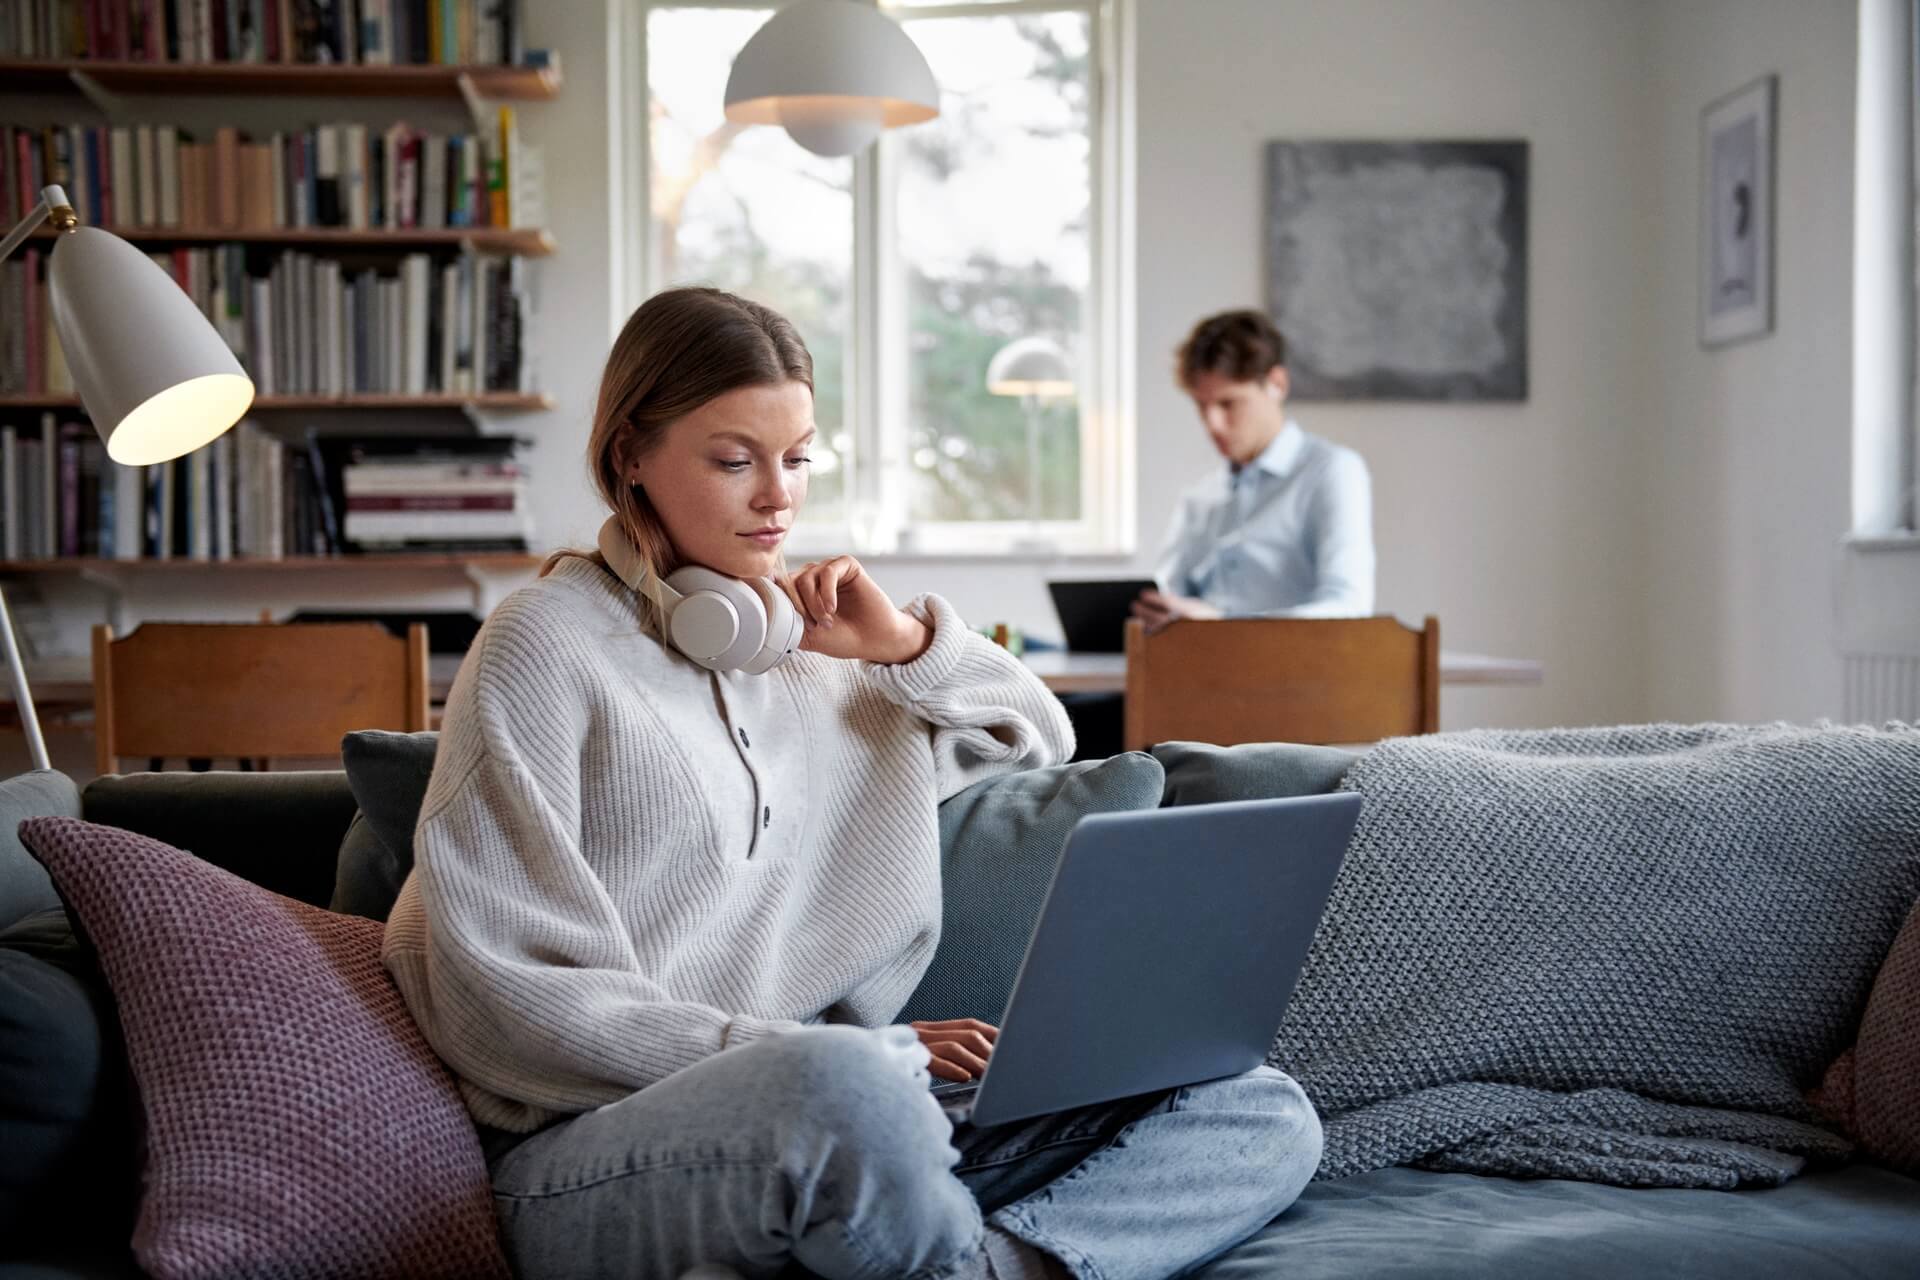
[647,7,851,524]
[897,11,1091,527]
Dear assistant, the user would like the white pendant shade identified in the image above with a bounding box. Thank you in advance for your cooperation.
[724,0,939,157]
[986,336,1074,398]
[48,226,254,465]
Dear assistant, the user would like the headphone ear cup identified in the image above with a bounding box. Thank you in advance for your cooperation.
[739,580,802,675]
[663,567,768,671]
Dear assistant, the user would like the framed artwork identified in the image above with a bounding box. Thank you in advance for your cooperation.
[1264,140,1529,401]
[1700,75,1775,347]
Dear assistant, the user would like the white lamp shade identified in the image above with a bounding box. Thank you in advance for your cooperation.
[986,336,1074,397]
[48,226,254,465]
[724,0,939,157]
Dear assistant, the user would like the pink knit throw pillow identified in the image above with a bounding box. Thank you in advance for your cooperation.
[19,817,510,1280]
[1811,897,1920,1174]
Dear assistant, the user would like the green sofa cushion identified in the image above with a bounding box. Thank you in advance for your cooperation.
[334,730,440,921]
[0,770,81,929]
[897,751,1167,1026]
[1152,740,1360,807]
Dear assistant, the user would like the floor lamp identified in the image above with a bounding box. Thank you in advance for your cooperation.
[986,336,1075,554]
[0,184,255,771]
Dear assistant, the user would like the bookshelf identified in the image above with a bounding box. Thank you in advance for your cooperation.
[1,47,555,575]
[25,224,556,255]
[0,552,544,574]
[0,59,561,101]
[0,393,554,411]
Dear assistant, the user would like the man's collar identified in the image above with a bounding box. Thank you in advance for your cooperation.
[1230,420,1305,483]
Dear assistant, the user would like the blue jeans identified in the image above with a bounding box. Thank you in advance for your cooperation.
[484,1025,1322,1280]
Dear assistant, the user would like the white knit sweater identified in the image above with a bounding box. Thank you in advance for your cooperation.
[382,554,1074,1132]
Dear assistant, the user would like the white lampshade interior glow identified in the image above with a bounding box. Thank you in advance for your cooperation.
[724,0,939,157]
[48,225,254,464]
[103,374,258,465]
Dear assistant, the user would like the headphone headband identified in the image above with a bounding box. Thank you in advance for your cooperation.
[597,518,680,610]
[594,516,800,674]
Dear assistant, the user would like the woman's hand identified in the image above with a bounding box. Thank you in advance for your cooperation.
[780,555,933,664]
[910,1018,999,1083]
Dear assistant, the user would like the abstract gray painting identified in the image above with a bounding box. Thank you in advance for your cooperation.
[1265,140,1529,401]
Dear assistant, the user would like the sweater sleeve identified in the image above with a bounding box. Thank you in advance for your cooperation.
[858,592,1075,799]
[383,636,803,1125]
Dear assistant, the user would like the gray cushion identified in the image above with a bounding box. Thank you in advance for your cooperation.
[1193,1164,1920,1278]
[1152,741,1359,808]
[0,771,81,929]
[333,730,440,921]
[898,752,1167,1025]
[0,909,133,1251]
[80,772,357,909]
[331,812,403,922]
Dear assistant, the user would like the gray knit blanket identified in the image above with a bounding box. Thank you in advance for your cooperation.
[1268,722,1920,1189]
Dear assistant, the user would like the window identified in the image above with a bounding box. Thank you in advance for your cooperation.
[625,0,1133,555]
[1850,0,1918,536]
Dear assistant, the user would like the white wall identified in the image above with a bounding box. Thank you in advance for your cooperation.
[1641,0,1857,723]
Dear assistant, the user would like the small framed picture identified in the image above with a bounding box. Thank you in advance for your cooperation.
[1700,74,1775,348]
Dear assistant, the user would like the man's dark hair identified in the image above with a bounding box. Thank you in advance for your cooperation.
[1175,310,1287,388]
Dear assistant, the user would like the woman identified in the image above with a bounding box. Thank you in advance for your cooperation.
[383,287,1322,1280]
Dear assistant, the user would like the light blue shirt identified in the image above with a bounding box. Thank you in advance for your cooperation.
[1154,421,1375,618]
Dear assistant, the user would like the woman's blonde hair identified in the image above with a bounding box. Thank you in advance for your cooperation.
[545,287,814,632]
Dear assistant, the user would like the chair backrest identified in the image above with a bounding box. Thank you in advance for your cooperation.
[92,621,429,773]
[1122,615,1439,751]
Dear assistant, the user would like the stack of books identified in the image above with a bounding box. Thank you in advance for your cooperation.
[1,0,537,67]
[1,113,544,234]
[313,433,530,553]
[0,418,532,560]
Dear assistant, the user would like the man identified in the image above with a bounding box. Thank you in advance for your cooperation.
[1135,309,1375,633]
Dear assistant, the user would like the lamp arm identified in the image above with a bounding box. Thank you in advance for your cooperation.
[0,185,76,264]
[0,183,70,772]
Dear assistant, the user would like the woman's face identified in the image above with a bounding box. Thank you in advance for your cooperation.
[626,379,815,580]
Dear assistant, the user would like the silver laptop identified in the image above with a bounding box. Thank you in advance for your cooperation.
[932,792,1361,1128]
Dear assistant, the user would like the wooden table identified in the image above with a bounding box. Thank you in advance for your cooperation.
[1020,649,1543,695]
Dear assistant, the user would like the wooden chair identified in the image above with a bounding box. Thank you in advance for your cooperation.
[92,621,430,774]
[1122,615,1440,751]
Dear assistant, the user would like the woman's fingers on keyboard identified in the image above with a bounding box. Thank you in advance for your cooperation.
[929,1054,975,1082]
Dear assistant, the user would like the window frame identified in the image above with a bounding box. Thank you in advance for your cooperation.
[616,0,1136,557]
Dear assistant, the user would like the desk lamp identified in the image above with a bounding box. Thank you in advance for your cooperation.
[0,184,256,769]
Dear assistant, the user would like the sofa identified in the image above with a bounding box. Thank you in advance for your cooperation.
[3,734,1917,1280]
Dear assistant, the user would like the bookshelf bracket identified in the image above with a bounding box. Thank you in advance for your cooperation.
[462,563,513,618]
[72,567,130,635]
[456,72,493,139]
[66,70,127,120]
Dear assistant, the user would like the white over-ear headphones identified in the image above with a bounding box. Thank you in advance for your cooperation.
[596,516,803,675]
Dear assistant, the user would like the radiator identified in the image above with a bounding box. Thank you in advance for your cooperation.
[1844,653,1920,722]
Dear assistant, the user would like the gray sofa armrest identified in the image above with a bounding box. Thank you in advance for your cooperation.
[80,772,357,908]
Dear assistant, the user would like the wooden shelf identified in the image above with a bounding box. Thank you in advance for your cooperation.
[0,552,544,574]
[27,224,555,256]
[0,59,559,100]
[0,392,554,411]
